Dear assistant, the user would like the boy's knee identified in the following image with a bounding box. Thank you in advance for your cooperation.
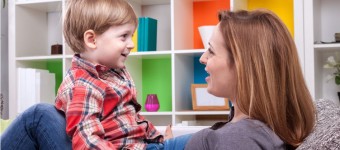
[33,103,55,112]
[22,103,55,117]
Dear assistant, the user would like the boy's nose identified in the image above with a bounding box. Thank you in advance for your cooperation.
[127,38,135,50]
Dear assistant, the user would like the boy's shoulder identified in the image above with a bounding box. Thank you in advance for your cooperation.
[59,67,104,90]
[64,66,103,85]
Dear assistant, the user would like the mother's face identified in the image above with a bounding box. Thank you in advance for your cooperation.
[199,23,237,100]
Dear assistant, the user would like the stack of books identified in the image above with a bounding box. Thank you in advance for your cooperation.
[137,17,157,52]
[17,68,56,114]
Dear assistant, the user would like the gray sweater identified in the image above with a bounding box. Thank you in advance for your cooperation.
[185,118,286,150]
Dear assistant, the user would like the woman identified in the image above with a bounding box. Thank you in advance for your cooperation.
[185,9,315,149]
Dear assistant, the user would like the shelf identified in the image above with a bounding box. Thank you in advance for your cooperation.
[16,55,63,60]
[175,111,230,115]
[129,51,172,59]
[314,43,340,49]
[129,0,170,5]
[16,0,62,12]
[174,49,205,54]
[140,112,172,116]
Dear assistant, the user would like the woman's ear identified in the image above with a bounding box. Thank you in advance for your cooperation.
[84,30,96,49]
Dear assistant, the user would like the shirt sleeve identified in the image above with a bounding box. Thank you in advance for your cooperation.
[64,85,119,149]
[136,114,163,143]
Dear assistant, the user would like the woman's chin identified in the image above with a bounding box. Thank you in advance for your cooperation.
[206,86,214,95]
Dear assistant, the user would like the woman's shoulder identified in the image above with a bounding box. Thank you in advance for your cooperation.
[212,119,286,149]
[186,119,286,150]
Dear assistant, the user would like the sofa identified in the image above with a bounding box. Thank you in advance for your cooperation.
[297,99,340,149]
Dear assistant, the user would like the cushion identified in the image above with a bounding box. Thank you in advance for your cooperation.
[0,119,13,135]
[297,99,340,150]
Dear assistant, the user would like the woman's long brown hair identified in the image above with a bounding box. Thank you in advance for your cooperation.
[218,9,315,148]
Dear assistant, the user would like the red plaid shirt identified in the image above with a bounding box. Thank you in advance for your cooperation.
[55,55,162,150]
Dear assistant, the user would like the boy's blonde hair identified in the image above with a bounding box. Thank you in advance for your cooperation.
[63,0,138,53]
[218,9,315,148]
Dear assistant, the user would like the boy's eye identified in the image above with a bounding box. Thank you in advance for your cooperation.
[122,34,128,38]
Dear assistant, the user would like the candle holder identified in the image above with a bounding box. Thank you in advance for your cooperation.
[51,44,62,55]
[145,94,160,112]
[335,33,340,42]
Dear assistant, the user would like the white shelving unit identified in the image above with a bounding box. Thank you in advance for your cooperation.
[9,0,236,126]
[9,0,307,126]
[304,0,340,106]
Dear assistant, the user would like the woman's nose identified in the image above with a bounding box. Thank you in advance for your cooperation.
[199,52,207,65]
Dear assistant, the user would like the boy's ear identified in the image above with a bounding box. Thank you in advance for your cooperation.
[84,30,97,49]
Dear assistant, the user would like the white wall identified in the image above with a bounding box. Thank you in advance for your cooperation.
[1,2,9,119]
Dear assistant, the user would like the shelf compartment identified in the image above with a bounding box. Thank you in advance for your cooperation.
[15,0,62,57]
[174,52,209,111]
[126,55,172,112]
[16,59,63,94]
[142,115,172,126]
[128,0,171,51]
[174,0,229,50]
[16,55,63,60]
[313,0,340,43]
[247,0,294,36]
[313,50,340,105]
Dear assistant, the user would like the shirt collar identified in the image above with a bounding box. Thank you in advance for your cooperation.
[72,54,110,77]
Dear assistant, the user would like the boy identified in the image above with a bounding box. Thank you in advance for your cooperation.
[55,0,166,149]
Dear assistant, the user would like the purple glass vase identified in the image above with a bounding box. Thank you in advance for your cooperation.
[145,94,160,112]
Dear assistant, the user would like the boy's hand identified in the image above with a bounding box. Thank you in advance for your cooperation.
[164,124,173,140]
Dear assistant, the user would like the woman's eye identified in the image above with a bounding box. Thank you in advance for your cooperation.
[207,48,214,56]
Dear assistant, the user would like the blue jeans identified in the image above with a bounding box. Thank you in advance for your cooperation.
[146,134,193,150]
[0,103,72,150]
[1,103,192,150]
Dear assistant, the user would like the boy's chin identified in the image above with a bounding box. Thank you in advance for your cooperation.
[110,64,125,69]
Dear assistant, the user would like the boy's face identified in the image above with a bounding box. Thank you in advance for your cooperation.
[93,23,136,69]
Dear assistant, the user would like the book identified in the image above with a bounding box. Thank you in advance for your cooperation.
[35,69,55,104]
[144,17,157,51]
[17,68,56,114]
[17,68,25,113]
[24,68,36,112]
[132,29,138,52]
[137,17,157,51]
[138,17,144,52]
